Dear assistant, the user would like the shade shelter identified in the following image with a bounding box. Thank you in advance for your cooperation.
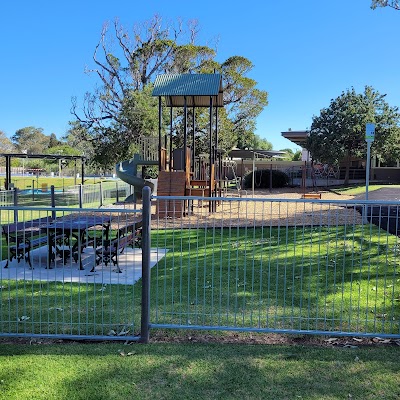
[1,153,86,190]
[228,149,287,196]
[152,73,224,204]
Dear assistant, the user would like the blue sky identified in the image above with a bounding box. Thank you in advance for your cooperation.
[0,0,399,151]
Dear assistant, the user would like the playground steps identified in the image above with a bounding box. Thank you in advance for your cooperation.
[156,171,186,217]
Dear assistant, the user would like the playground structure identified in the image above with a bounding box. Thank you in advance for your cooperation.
[116,73,225,215]
[115,73,289,213]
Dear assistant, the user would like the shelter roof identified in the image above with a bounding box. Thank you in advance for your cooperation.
[281,130,309,147]
[152,73,224,107]
[0,153,85,160]
[227,149,287,159]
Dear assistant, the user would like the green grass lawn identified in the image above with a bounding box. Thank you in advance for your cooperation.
[8,176,101,190]
[151,225,400,335]
[1,225,399,338]
[0,341,399,400]
[334,184,400,196]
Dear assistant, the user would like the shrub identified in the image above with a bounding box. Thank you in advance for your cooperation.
[243,169,289,189]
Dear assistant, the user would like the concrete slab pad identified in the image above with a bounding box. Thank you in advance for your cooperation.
[0,246,167,285]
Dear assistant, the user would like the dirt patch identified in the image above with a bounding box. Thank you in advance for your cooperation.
[0,331,398,349]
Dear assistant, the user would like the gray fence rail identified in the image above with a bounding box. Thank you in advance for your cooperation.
[150,194,400,338]
[1,189,400,341]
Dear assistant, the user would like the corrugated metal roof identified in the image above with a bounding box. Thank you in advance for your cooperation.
[228,149,287,159]
[152,74,224,107]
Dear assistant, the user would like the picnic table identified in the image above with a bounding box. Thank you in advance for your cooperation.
[42,214,112,270]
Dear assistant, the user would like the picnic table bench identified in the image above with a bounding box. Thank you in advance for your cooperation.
[92,221,142,273]
[2,217,66,269]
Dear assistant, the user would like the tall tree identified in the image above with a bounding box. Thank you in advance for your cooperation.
[11,127,50,154]
[0,130,15,153]
[306,86,400,184]
[371,1,400,9]
[48,133,61,148]
[72,16,268,169]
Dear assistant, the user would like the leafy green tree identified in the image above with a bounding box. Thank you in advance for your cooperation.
[0,130,14,153]
[0,130,14,167]
[306,86,400,184]
[279,148,302,161]
[371,1,400,10]
[72,16,268,169]
[48,133,61,148]
[12,126,50,154]
[292,150,302,161]
[45,144,82,173]
[279,148,294,161]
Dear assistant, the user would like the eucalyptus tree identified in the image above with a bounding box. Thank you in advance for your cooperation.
[11,126,50,154]
[72,16,268,169]
[0,130,14,153]
[306,86,400,184]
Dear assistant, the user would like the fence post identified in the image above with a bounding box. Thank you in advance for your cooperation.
[50,185,56,220]
[140,186,152,343]
[13,188,18,222]
[99,181,103,207]
[79,184,83,208]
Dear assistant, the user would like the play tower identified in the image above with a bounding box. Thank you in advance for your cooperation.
[151,73,224,215]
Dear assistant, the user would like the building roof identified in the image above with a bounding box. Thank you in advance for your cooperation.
[281,130,309,147]
[152,73,224,107]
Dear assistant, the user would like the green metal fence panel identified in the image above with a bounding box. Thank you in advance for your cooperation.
[0,206,143,341]
[0,181,132,209]
[150,195,400,338]
[2,192,400,341]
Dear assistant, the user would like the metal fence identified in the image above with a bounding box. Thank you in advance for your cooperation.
[1,189,400,341]
[0,190,14,207]
[1,181,132,209]
[0,205,146,342]
[150,194,400,338]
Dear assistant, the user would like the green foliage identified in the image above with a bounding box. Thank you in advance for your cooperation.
[237,133,273,150]
[12,126,50,154]
[243,169,289,188]
[278,148,301,161]
[0,130,15,154]
[292,150,302,161]
[73,16,269,168]
[48,133,61,148]
[371,0,400,9]
[306,86,400,183]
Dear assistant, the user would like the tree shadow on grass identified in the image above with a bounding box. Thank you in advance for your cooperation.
[0,342,399,399]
